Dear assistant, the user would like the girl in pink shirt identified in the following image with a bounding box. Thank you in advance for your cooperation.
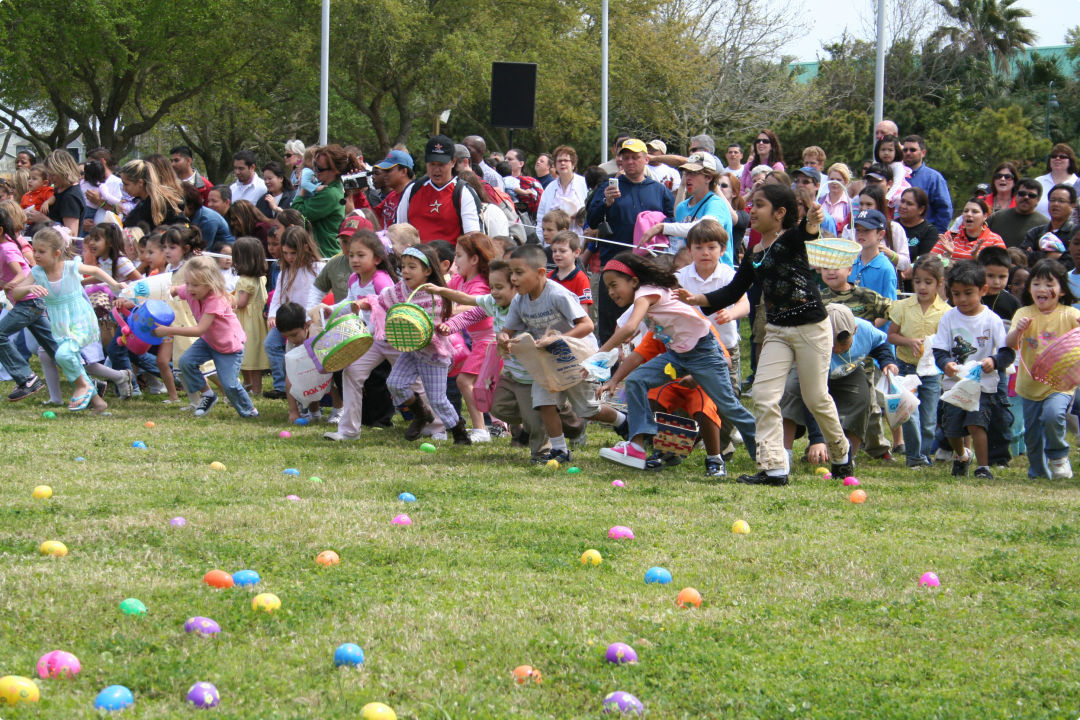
[447,233,496,442]
[155,256,257,418]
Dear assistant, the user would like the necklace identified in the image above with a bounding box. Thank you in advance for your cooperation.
[753,233,779,269]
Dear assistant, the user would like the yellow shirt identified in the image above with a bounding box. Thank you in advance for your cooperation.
[1011,304,1080,401]
[888,295,950,365]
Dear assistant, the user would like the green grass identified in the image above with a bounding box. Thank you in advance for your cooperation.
[2,390,1080,719]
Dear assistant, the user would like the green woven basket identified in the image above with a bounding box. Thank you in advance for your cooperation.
[385,287,434,352]
[308,303,373,372]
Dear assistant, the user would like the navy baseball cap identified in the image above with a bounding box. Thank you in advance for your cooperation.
[375,149,414,170]
[424,135,454,163]
[853,209,887,230]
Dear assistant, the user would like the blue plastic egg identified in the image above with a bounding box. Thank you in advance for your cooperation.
[283,468,300,476]
[644,566,673,585]
[94,685,134,712]
[398,492,416,503]
[232,569,260,587]
[294,417,309,426]
[334,643,365,667]
[131,441,146,449]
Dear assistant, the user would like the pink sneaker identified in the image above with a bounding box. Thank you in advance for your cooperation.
[599,441,647,469]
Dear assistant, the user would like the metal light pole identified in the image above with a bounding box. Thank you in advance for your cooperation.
[601,0,609,164]
[1045,80,1059,139]
[319,0,330,145]
[872,0,885,141]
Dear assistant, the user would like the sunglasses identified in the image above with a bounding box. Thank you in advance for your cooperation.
[284,152,295,158]
[1051,154,1070,160]
[902,147,920,153]
[315,165,330,172]
[755,138,771,144]
[719,183,730,189]
[992,173,1014,180]
[1016,191,1039,199]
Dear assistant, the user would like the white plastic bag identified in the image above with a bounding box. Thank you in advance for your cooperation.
[915,335,939,376]
[581,349,621,383]
[877,373,921,427]
[285,345,333,404]
[940,361,982,412]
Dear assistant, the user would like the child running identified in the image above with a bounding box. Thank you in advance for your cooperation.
[448,233,496,442]
[231,236,270,396]
[1006,259,1080,479]
[154,256,258,418]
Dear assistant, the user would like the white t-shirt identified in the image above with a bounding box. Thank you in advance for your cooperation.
[931,305,1006,393]
[675,262,739,348]
[650,163,681,193]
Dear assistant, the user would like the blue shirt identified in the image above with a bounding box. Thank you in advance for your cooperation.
[849,252,897,300]
[831,318,893,376]
[908,164,953,234]
[586,175,674,263]
[192,206,235,251]
[675,194,733,267]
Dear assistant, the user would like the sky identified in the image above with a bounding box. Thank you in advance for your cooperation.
[784,0,1080,61]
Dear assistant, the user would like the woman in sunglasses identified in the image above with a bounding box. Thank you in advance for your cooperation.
[291,144,360,258]
[739,130,784,192]
[983,161,1019,213]
[1036,144,1079,217]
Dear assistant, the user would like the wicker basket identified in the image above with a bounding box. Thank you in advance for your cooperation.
[805,238,861,269]
[385,287,434,352]
[653,412,699,459]
[1029,327,1080,392]
[307,304,373,373]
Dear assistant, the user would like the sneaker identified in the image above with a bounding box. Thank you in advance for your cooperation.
[193,393,219,417]
[116,369,135,399]
[934,447,954,463]
[326,408,343,425]
[469,428,492,443]
[1049,457,1074,479]
[831,458,856,480]
[973,466,994,480]
[324,431,359,442]
[489,422,510,439]
[951,449,972,477]
[731,430,743,445]
[242,408,260,419]
[613,419,629,440]
[144,375,167,395]
[705,457,727,478]
[263,389,287,400]
[429,431,448,441]
[736,470,789,486]
[533,448,572,465]
[645,450,682,470]
[599,440,647,469]
[8,375,44,401]
[906,456,933,468]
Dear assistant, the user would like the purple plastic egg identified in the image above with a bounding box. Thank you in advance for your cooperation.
[184,616,221,636]
[170,516,187,527]
[603,691,644,714]
[286,494,300,501]
[186,681,220,709]
[604,642,638,665]
[36,650,81,678]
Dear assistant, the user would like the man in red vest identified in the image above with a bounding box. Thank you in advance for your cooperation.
[396,134,481,244]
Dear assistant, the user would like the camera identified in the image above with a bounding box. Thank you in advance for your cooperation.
[342,171,373,192]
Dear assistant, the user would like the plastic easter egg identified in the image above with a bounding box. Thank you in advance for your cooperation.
[32,485,53,499]
[0,675,39,705]
[391,514,412,526]
[283,468,300,476]
[184,616,221,636]
[145,421,156,428]
[567,466,582,474]
[232,569,260,587]
[398,492,417,503]
[545,459,559,469]
[604,642,638,665]
[608,525,634,540]
[94,684,134,712]
[843,477,860,486]
[360,702,397,720]
[334,643,365,667]
[75,456,85,461]
[170,516,187,527]
[279,430,292,439]
[37,650,81,679]
[823,472,833,480]
[119,598,147,616]
[512,665,542,685]
[814,466,828,475]
[209,461,226,471]
[602,690,644,714]
[131,440,146,449]
[611,479,625,487]
[919,571,941,587]
[203,569,234,589]
[186,681,219,709]
[40,540,67,556]
[580,549,602,565]
[286,494,300,501]
[419,442,436,453]
[310,476,323,483]
[294,416,309,426]
[252,593,281,613]
[42,410,56,419]
[644,566,673,585]
[677,587,703,608]
[732,519,751,535]
[850,489,867,504]
[316,550,340,566]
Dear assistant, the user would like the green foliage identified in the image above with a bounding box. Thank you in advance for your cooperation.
[774,110,873,170]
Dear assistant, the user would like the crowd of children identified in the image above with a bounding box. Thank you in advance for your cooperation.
[3,164,1080,485]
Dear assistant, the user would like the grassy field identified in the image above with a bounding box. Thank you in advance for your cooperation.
[2,387,1080,719]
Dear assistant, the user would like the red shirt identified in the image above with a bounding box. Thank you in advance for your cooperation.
[549,266,593,305]
[375,189,401,231]
[408,181,462,244]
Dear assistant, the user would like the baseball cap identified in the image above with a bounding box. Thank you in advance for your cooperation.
[374,149,414,170]
[853,209,887,231]
[826,303,856,343]
[793,166,822,184]
[618,138,648,154]
[646,139,667,154]
[337,214,374,238]
[1040,233,1066,253]
[424,135,454,163]
[680,152,719,174]
[453,144,470,160]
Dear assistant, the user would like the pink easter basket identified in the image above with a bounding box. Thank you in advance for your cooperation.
[1028,327,1080,392]
[472,343,503,413]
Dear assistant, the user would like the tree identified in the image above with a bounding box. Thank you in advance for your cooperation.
[930,0,1034,74]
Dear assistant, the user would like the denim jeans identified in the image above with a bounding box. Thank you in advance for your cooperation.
[105,333,160,377]
[264,325,286,392]
[0,300,58,385]
[179,338,255,416]
[1023,392,1073,478]
[898,361,940,464]
[625,332,757,461]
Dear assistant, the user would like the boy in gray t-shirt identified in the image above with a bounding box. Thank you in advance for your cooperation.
[498,245,626,464]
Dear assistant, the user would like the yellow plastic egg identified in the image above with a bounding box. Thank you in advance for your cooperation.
[209,461,226,471]
[360,702,397,720]
[732,520,750,535]
[32,485,53,499]
[545,459,559,469]
[580,549,602,566]
[251,593,281,613]
[39,540,68,557]
[0,675,40,705]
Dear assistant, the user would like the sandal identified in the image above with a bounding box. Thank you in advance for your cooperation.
[68,385,97,412]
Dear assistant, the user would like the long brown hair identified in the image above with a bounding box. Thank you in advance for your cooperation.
[226,200,272,237]
[278,225,321,294]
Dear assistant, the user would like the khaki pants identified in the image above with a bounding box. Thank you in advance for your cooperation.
[491,373,584,458]
[751,319,849,471]
[717,342,741,453]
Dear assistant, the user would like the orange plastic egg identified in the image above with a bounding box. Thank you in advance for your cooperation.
[850,489,867,504]
[202,569,234,589]
[315,550,340,567]
[676,587,702,608]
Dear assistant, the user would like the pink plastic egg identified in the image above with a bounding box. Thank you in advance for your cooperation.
[392,514,412,526]
[279,430,292,439]
[36,650,81,679]
[919,571,940,587]
[612,480,625,488]
[608,525,634,540]
[843,477,860,486]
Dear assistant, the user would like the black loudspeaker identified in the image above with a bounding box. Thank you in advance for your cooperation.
[491,62,537,129]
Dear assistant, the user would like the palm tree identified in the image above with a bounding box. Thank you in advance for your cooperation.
[931,0,1035,74]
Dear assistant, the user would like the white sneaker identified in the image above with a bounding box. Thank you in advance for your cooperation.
[324,431,359,442]
[327,408,343,424]
[934,447,954,463]
[429,431,448,441]
[469,428,492,443]
[1050,457,1074,479]
[731,429,744,445]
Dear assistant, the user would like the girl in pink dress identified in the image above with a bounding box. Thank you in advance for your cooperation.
[447,233,497,442]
